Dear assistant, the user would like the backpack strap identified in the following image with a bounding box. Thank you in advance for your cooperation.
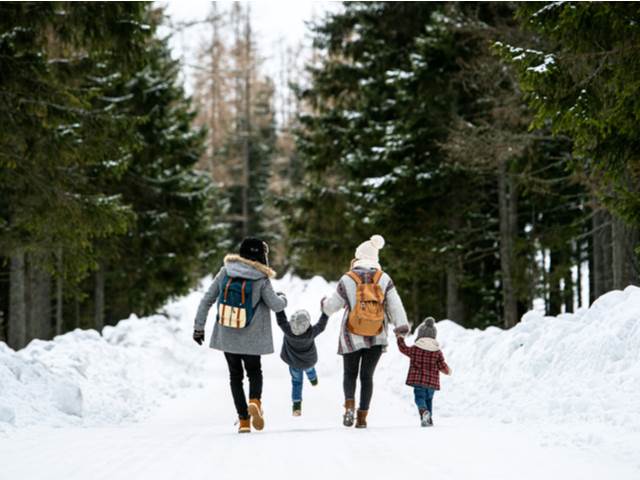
[346,271,362,285]
[347,270,383,285]
[223,276,233,301]
[241,280,247,305]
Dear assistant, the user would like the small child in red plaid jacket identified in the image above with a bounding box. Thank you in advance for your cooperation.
[396,317,451,427]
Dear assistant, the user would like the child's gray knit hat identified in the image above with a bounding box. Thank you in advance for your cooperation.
[290,310,311,335]
[416,317,437,340]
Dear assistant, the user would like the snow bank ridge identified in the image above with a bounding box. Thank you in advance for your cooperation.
[0,303,206,432]
[1,275,639,435]
[425,285,640,428]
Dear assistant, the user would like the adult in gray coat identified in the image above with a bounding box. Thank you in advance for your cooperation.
[193,238,287,433]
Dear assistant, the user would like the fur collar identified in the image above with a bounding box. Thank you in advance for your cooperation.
[224,254,276,278]
[415,337,440,352]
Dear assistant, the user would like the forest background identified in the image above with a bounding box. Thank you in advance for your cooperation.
[1,1,638,349]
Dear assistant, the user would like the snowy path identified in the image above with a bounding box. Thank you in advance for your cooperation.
[1,348,636,480]
[2,278,640,479]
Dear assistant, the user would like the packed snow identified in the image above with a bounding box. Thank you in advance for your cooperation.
[1,274,639,479]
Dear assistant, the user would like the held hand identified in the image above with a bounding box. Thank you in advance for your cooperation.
[193,329,205,346]
[394,324,410,338]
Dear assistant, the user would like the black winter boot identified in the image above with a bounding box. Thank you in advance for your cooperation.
[343,399,355,427]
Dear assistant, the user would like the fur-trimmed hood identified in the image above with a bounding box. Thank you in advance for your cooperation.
[415,337,440,352]
[224,254,276,279]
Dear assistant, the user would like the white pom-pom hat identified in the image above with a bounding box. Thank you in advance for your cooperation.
[354,234,385,269]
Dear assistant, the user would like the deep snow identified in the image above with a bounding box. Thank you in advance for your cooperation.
[1,274,639,479]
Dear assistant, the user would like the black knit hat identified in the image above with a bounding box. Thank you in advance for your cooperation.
[239,237,269,266]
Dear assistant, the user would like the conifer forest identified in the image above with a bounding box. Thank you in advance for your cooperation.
[1,1,639,349]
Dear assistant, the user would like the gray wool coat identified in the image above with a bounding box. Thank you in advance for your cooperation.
[194,254,287,355]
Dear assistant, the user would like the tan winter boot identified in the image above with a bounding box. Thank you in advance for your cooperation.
[343,399,355,427]
[248,399,264,431]
[356,409,368,429]
[238,417,251,434]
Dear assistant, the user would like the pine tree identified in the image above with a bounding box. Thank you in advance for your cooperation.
[500,2,640,290]
[0,3,217,345]
[0,2,149,347]
[95,17,221,324]
[289,2,459,323]
[288,1,590,327]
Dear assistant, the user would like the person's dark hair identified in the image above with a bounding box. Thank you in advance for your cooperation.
[239,237,269,266]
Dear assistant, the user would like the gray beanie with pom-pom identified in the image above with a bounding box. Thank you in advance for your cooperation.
[290,310,311,336]
[416,317,437,340]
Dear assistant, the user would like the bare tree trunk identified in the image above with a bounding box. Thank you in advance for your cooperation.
[411,278,419,326]
[548,249,562,315]
[94,263,105,332]
[208,2,221,181]
[612,215,624,290]
[576,240,583,309]
[446,211,464,323]
[591,209,605,299]
[241,6,252,238]
[601,211,613,291]
[588,224,595,304]
[446,262,464,323]
[543,248,550,312]
[28,256,52,340]
[74,298,81,329]
[498,161,518,328]
[563,256,574,313]
[9,250,27,349]
[612,216,640,288]
[56,248,63,335]
[627,225,640,285]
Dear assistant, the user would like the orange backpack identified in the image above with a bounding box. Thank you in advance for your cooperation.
[346,270,385,336]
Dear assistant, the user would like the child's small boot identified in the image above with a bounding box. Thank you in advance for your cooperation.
[356,409,368,429]
[248,398,264,431]
[419,408,432,427]
[310,377,318,386]
[292,401,302,416]
[343,399,355,427]
[238,416,251,433]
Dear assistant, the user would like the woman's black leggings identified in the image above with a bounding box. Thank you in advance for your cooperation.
[224,353,262,419]
[343,345,383,411]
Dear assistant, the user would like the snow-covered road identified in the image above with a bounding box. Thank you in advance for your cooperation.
[1,347,637,480]
[2,276,640,479]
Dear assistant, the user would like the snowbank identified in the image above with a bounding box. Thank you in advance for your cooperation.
[270,275,640,440]
[1,272,639,441]
[379,285,640,434]
[0,287,210,432]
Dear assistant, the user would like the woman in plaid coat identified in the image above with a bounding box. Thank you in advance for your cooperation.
[397,317,451,427]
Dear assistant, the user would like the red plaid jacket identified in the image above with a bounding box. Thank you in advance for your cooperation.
[397,337,450,390]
